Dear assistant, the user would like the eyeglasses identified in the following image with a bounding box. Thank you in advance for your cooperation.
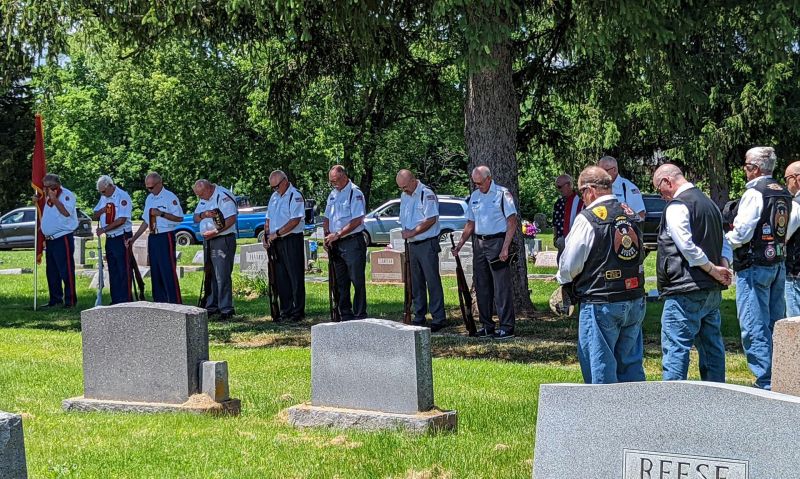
[602,166,617,173]
[578,184,595,195]
[656,177,668,191]
[555,183,569,189]
[784,174,799,182]
[743,163,759,171]
[44,184,59,191]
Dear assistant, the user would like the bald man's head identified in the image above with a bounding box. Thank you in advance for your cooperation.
[785,161,800,195]
[652,163,687,200]
[396,169,418,195]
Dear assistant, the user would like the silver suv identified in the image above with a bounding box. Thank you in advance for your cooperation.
[362,195,468,245]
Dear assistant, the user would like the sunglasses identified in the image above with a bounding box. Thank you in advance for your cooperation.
[44,185,59,191]
[555,183,568,189]
[743,163,759,171]
[271,177,286,190]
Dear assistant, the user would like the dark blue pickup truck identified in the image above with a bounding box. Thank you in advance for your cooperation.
[173,204,317,246]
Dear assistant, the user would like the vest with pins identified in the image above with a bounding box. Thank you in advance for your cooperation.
[731,178,792,272]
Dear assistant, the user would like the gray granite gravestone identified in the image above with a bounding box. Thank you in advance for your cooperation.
[0,412,27,479]
[533,381,800,478]
[239,243,268,277]
[286,319,456,433]
[62,302,239,415]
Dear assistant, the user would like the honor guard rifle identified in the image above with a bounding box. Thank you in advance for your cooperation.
[451,233,477,336]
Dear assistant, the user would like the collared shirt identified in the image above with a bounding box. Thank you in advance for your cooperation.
[787,190,800,241]
[194,185,238,236]
[556,194,616,284]
[663,182,732,266]
[399,181,441,242]
[267,184,305,235]
[465,181,517,235]
[726,175,771,249]
[41,186,79,239]
[94,187,133,236]
[612,175,646,215]
[324,180,366,235]
[143,187,184,233]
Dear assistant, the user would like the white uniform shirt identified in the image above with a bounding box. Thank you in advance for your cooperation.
[400,181,441,242]
[324,181,366,236]
[41,186,79,239]
[465,181,517,235]
[267,184,305,235]
[194,185,238,236]
[663,182,732,266]
[556,194,616,284]
[143,187,184,233]
[787,191,800,241]
[726,175,771,249]
[94,187,133,236]
[612,175,646,215]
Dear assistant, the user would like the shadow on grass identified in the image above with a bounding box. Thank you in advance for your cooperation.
[0,289,745,364]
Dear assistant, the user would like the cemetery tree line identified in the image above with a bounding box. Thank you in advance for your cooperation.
[2,0,800,312]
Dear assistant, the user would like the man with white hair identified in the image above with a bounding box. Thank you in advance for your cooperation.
[727,146,792,390]
[93,175,134,304]
[452,165,518,339]
[264,170,307,322]
[598,156,646,220]
[194,179,239,319]
[652,164,732,382]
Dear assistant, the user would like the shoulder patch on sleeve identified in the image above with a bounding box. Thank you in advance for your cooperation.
[65,196,70,201]
[223,196,233,202]
[121,199,128,206]
[426,194,435,200]
[173,200,178,205]
[631,188,640,194]
[295,197,304,202]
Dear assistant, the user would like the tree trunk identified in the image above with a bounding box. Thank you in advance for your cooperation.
[464,39,533,314]
[708,148,730,208]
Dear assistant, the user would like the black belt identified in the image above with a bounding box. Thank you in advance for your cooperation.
[338,233,360,242]
[476,232,505,240]
[410,236,437,244]
[277,232,303,240]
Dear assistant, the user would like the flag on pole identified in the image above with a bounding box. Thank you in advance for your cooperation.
[31,114,47,264]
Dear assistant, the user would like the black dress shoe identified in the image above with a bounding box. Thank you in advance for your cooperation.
[430,323,446,333]
[219,312,235,320]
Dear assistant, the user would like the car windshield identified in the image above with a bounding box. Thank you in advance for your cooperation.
[1,211,26,224]
[378,203,400,217]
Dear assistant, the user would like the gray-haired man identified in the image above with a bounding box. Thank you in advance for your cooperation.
[93,175,134,304]
[727,146,792,390]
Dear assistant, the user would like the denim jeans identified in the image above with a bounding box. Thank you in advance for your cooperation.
[661,289,725,382]
[578,297,646,384]
[785,276,800,318]
[736,263,786,390]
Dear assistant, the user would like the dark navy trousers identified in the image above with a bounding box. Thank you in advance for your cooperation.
[45,233,77,307]
[148,231,182,304]
[105,233,132,304]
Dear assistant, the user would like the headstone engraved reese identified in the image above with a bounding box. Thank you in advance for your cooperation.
[532,381,800,478]
[239,243,269,277]
[0,412,27,479]
[286,319,457,433]
[62,302,240,415]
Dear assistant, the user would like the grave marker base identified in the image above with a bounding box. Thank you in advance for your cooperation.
[286,403,457,434]
[62,395,241,416]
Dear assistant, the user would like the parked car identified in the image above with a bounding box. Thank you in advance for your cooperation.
[0,206,93,250]
[173,200,319,246]
[641,194,666,250]
[362,195,469,246]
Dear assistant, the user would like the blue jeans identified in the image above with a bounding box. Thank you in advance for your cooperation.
[578,297,646,384]
[786,276,800,318]
[736,263,786,390]
[661,289,725,382]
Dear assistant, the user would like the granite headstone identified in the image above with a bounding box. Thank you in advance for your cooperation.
[772,316,800,397]
[0,412,27,479]
[287,319,456,432]
[533,381,800,478]
[370,249,405,283]
[239,243,269,277]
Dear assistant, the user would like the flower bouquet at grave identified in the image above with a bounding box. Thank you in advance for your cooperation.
[522,220,539,239]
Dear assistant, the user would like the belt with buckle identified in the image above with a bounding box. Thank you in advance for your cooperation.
[476,232,505,241]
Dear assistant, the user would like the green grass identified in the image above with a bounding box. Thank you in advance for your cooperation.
[0,246,754,478]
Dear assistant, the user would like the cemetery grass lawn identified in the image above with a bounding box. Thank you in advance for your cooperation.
[0,245,753,478]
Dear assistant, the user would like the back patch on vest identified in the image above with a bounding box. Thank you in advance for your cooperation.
[613,215,640,261]
[775,199,789,238]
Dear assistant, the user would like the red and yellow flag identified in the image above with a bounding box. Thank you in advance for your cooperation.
[31,114,47,264]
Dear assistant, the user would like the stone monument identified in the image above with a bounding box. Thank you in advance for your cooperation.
[62,302,240,415]
[132,229,150,266]
[773,317,800,396]
[286,319,457,433]
[0,412,27,479]
[239,243,269,277]
[533,381,800,478]
[370,249,405,283]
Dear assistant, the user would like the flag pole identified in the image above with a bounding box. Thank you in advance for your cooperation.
[33,203,38,311]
